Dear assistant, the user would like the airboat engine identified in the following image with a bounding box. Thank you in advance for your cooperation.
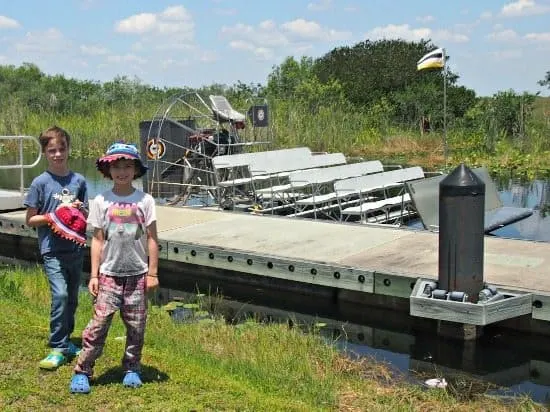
[139,93,270,206]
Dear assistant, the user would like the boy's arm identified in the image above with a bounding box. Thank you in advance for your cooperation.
[24,182,47,227]
[146,221,159,290]
[25,207,48,227]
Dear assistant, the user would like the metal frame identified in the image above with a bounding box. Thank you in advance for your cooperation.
[0,135,42,196]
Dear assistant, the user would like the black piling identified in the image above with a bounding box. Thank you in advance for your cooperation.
[438,163,485,303]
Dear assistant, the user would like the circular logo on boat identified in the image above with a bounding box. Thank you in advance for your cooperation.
[257,108,265,121]
[146,139,165,159]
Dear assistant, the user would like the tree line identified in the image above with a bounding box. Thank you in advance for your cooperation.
[0,39,548,165]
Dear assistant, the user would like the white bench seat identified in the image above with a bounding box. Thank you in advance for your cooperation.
[295,192,339,206]
[341,193,411,216]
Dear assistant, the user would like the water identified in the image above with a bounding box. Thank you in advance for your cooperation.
[1,158,549,241]
[161,288,550,403]
[3,158,550,402]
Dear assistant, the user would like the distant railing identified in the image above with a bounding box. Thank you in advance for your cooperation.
[0,135,42,196]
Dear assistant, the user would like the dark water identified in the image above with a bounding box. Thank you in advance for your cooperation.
[3,158,550,402]
[160,287,550,404]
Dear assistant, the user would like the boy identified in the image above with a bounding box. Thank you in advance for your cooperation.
[24,126,88,370]
[70,142,159,394]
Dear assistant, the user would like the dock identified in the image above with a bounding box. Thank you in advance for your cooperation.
[0,189,25,212]
[1,204,550,337]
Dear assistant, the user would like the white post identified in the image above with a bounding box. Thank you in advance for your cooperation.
[443,48,448,166]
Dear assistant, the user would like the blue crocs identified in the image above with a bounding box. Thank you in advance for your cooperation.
[122,371,142,388]
[70,374,90,394]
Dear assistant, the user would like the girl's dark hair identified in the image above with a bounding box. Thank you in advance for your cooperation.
[38,126,71,152]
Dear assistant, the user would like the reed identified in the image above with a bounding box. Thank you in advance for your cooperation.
[1,98,549,174]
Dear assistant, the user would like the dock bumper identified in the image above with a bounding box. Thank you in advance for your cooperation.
[409,278,533,326]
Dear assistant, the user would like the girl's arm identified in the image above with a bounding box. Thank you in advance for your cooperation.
[146,221,159,290]
[88,227,104,297]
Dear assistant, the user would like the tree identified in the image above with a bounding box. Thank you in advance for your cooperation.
[267,56,345,112]
[539,71,550,89]
[311,39,476,128]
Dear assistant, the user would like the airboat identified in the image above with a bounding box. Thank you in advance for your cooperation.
[139,93,533,232]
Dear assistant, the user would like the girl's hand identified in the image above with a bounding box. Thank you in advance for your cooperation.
[146,274,159,291]
[88,277,99,297]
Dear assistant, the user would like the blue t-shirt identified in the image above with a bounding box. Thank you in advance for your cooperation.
[24,170,88,255]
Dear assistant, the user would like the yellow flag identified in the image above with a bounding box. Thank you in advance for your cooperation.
[417,48,445,71]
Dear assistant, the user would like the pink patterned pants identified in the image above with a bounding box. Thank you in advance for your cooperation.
[74,273,147,377]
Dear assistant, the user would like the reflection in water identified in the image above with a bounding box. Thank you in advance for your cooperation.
[492,177,550,242]
[158,286,550,403]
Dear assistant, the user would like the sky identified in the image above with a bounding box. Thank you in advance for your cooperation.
[1,0,549,97]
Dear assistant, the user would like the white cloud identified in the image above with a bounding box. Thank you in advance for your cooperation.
[229,40,274,60]
[416,15,435,24]
[222,21,288,48]
[80,44,109,56]
[366,24,430,42]
[307,0,332,11]
[115,5,194,41]
[14,28,69,54]
[524,32,550,41]
[486,29,519,41]
[0,15,20,29]
[159,58,189,70]
[115,13,157,34]
[221,18,351,61]
[490,49,523,59]
[160,5,189,20]
[435,29,469,43]
[281,19,351,41]
[501,0,550,17]
[106,54,146,64]
[480,11,493,19]
[365,24,468,43]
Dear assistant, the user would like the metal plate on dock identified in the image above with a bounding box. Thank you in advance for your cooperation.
[166,241,374,292]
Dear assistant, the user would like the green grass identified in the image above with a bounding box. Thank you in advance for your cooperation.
[0,265,543,411]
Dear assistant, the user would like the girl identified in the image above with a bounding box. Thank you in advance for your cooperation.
[70,142,159,394]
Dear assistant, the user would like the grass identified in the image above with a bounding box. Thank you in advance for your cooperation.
[0,265,544,411]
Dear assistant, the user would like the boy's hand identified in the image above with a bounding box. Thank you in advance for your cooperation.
[88,277,99,297]
[146,274,159,291]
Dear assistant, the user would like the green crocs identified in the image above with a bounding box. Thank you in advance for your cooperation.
[39,351,67,370]
[68,342,81,358]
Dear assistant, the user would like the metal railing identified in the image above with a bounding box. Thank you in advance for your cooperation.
[0,135,42,196]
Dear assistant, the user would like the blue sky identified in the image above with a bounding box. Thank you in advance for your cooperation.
[1,0,549,96]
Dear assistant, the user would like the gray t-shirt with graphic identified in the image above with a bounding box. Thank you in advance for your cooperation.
[88,189,156,277]
[24,170,88,255]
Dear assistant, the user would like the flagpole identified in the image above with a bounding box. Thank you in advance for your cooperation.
[443,48,448,167]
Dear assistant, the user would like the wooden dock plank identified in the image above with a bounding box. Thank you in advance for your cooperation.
[341,231,550,292]
[160,209,409,263]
